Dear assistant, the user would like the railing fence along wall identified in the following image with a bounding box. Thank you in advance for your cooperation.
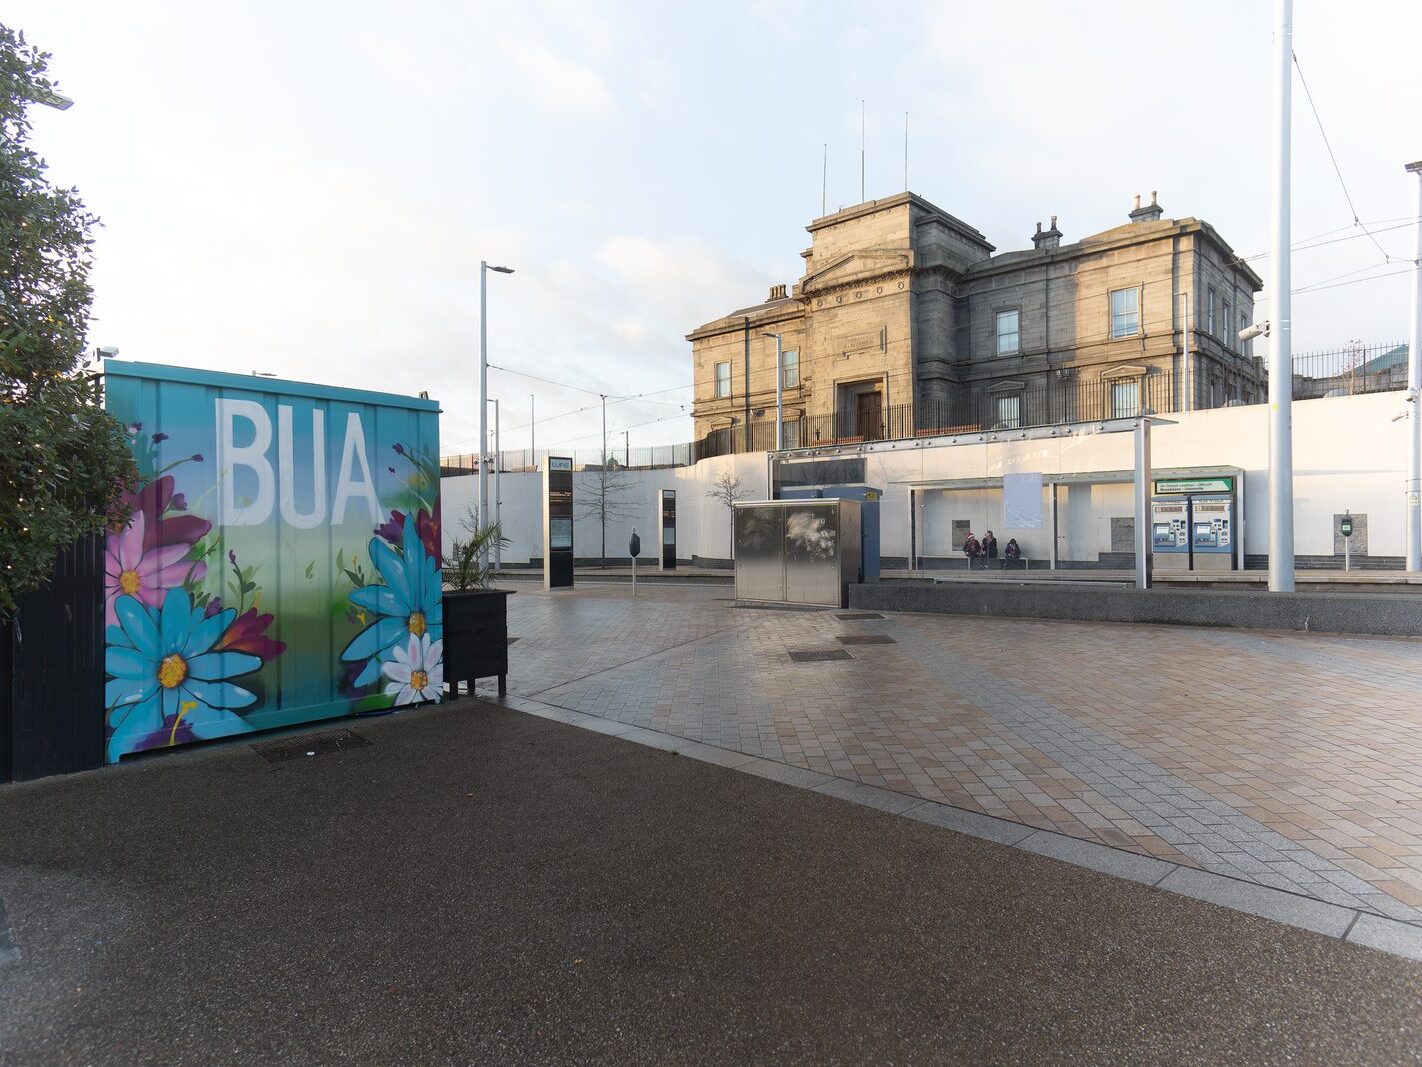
[440,344,1410,474]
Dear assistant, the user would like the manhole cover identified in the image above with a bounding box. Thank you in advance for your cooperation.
[836,635,896,645]
[836,612,884,620]
[789,649,853,662]
[251,729,372,763]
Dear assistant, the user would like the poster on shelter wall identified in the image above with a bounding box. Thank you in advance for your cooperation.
[1002,472,1044,529]
[101,361,442,763]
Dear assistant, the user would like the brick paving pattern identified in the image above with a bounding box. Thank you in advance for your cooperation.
[504,586,1422,924]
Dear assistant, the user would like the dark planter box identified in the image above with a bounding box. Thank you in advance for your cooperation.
[443,589,513,697]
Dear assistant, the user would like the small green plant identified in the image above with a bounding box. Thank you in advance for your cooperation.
[446,520,510,592]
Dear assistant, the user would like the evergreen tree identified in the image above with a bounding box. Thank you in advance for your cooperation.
[0,24,136,614]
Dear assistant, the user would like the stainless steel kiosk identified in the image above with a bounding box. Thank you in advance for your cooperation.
[733,498,862,608]
[543,456,574,589]
[659,489,676,570]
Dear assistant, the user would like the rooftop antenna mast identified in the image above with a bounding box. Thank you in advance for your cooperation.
[860,99,866,203]
[904,111,909,191]
[822,143,827,216]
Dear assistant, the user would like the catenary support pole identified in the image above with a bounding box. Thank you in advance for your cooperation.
[1134,421,1152,590]
[479,261,489,538]
[1268,0,1295,592]
[493,398,502,573]
[774,333,784,451]
[1405,160,1422,571]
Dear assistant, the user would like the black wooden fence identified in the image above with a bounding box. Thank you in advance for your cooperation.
[0,534,106,782]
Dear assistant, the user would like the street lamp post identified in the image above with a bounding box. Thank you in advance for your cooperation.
[1405,160,1422,572]
[1267,0,1295,592]
[479,261,514,556]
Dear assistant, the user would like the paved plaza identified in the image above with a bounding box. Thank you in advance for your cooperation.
[503,584,1422,926]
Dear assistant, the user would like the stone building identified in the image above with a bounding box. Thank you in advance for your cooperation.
[688,191,1265,448]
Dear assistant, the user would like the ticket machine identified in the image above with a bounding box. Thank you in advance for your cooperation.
[1150,499,1190,572]
[1150,475,1239,572]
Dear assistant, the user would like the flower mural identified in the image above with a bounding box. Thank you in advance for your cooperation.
[105,588,267,762]
[102,365,441,762]
[382,632,444,705]
[340,512,444,692]
[104,474,211,627]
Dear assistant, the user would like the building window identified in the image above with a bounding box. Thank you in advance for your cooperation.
[781,349,799,389]
[781,418,801,449]
[1110,380,1140,418]
[1222,301,1231,348]
[995,309,1021,355]
[1240,310,1250,354]
[996,394,1022,429]
[1207,287,1218,337]
[714,361,730,398]
[1110,288,1140,338]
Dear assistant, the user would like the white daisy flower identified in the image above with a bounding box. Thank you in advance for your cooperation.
[382,633,445,705]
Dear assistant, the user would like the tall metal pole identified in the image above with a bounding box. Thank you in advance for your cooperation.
[479,261,489,535]
[1267,0,1295,592]
[493,398,502,573]
[1405,160,1422,571]
[624,429,630,468]
[601,393,607,567]
[530,393,536,471]
[774,333,784,451]
[1134,419,1152,590]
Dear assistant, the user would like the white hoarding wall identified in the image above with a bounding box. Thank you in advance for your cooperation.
[443,391,1410,567]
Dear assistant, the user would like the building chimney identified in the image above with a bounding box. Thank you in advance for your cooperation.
[1129,190,1164,223]
[768,283,788,301]
[1032,215,1062,252]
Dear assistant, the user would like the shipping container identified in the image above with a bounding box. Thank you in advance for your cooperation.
[101,360,441,763]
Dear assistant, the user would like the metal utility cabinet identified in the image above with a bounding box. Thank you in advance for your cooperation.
[733,498,862,608]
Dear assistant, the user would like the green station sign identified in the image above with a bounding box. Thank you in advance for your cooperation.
[1154,476,1234,495]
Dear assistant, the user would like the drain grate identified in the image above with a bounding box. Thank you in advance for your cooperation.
[836,612,884,620]
[836,634,896,645]
[251,729,372,763]
[789,649,853,662]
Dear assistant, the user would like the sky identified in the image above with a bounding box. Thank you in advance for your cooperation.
[12,0,1422,455]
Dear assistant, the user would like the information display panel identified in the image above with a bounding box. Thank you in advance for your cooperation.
[659,489,677,570]
[544,457,574,589]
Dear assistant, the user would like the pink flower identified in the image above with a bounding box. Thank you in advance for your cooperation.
[104,508,207,627]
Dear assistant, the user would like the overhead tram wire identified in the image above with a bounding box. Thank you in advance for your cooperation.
[453,260,1413,454]
[1293,49,1404,265]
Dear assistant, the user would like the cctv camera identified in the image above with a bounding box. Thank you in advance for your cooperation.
[1237,322,1270,342]
[96,344,120,357]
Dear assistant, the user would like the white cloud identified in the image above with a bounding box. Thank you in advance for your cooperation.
[498,35,616,118]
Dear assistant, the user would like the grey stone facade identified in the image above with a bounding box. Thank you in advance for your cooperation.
[690,191,1265,443]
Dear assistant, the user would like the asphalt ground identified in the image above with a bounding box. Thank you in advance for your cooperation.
[1,700,1419,1065]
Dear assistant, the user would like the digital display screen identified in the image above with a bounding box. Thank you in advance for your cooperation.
[663,527,675,545]
[549,517,573,549]
[549,457,573,472]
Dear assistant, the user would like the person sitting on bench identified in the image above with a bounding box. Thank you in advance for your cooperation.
[963,531,980,569]
[1003,538,1022,569]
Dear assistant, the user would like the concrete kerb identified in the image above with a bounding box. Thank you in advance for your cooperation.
[495,692,1422,965]
[848,581,1422,638]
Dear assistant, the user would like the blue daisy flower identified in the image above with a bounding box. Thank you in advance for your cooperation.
[340,514,443,688]
[105,588,262,762]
